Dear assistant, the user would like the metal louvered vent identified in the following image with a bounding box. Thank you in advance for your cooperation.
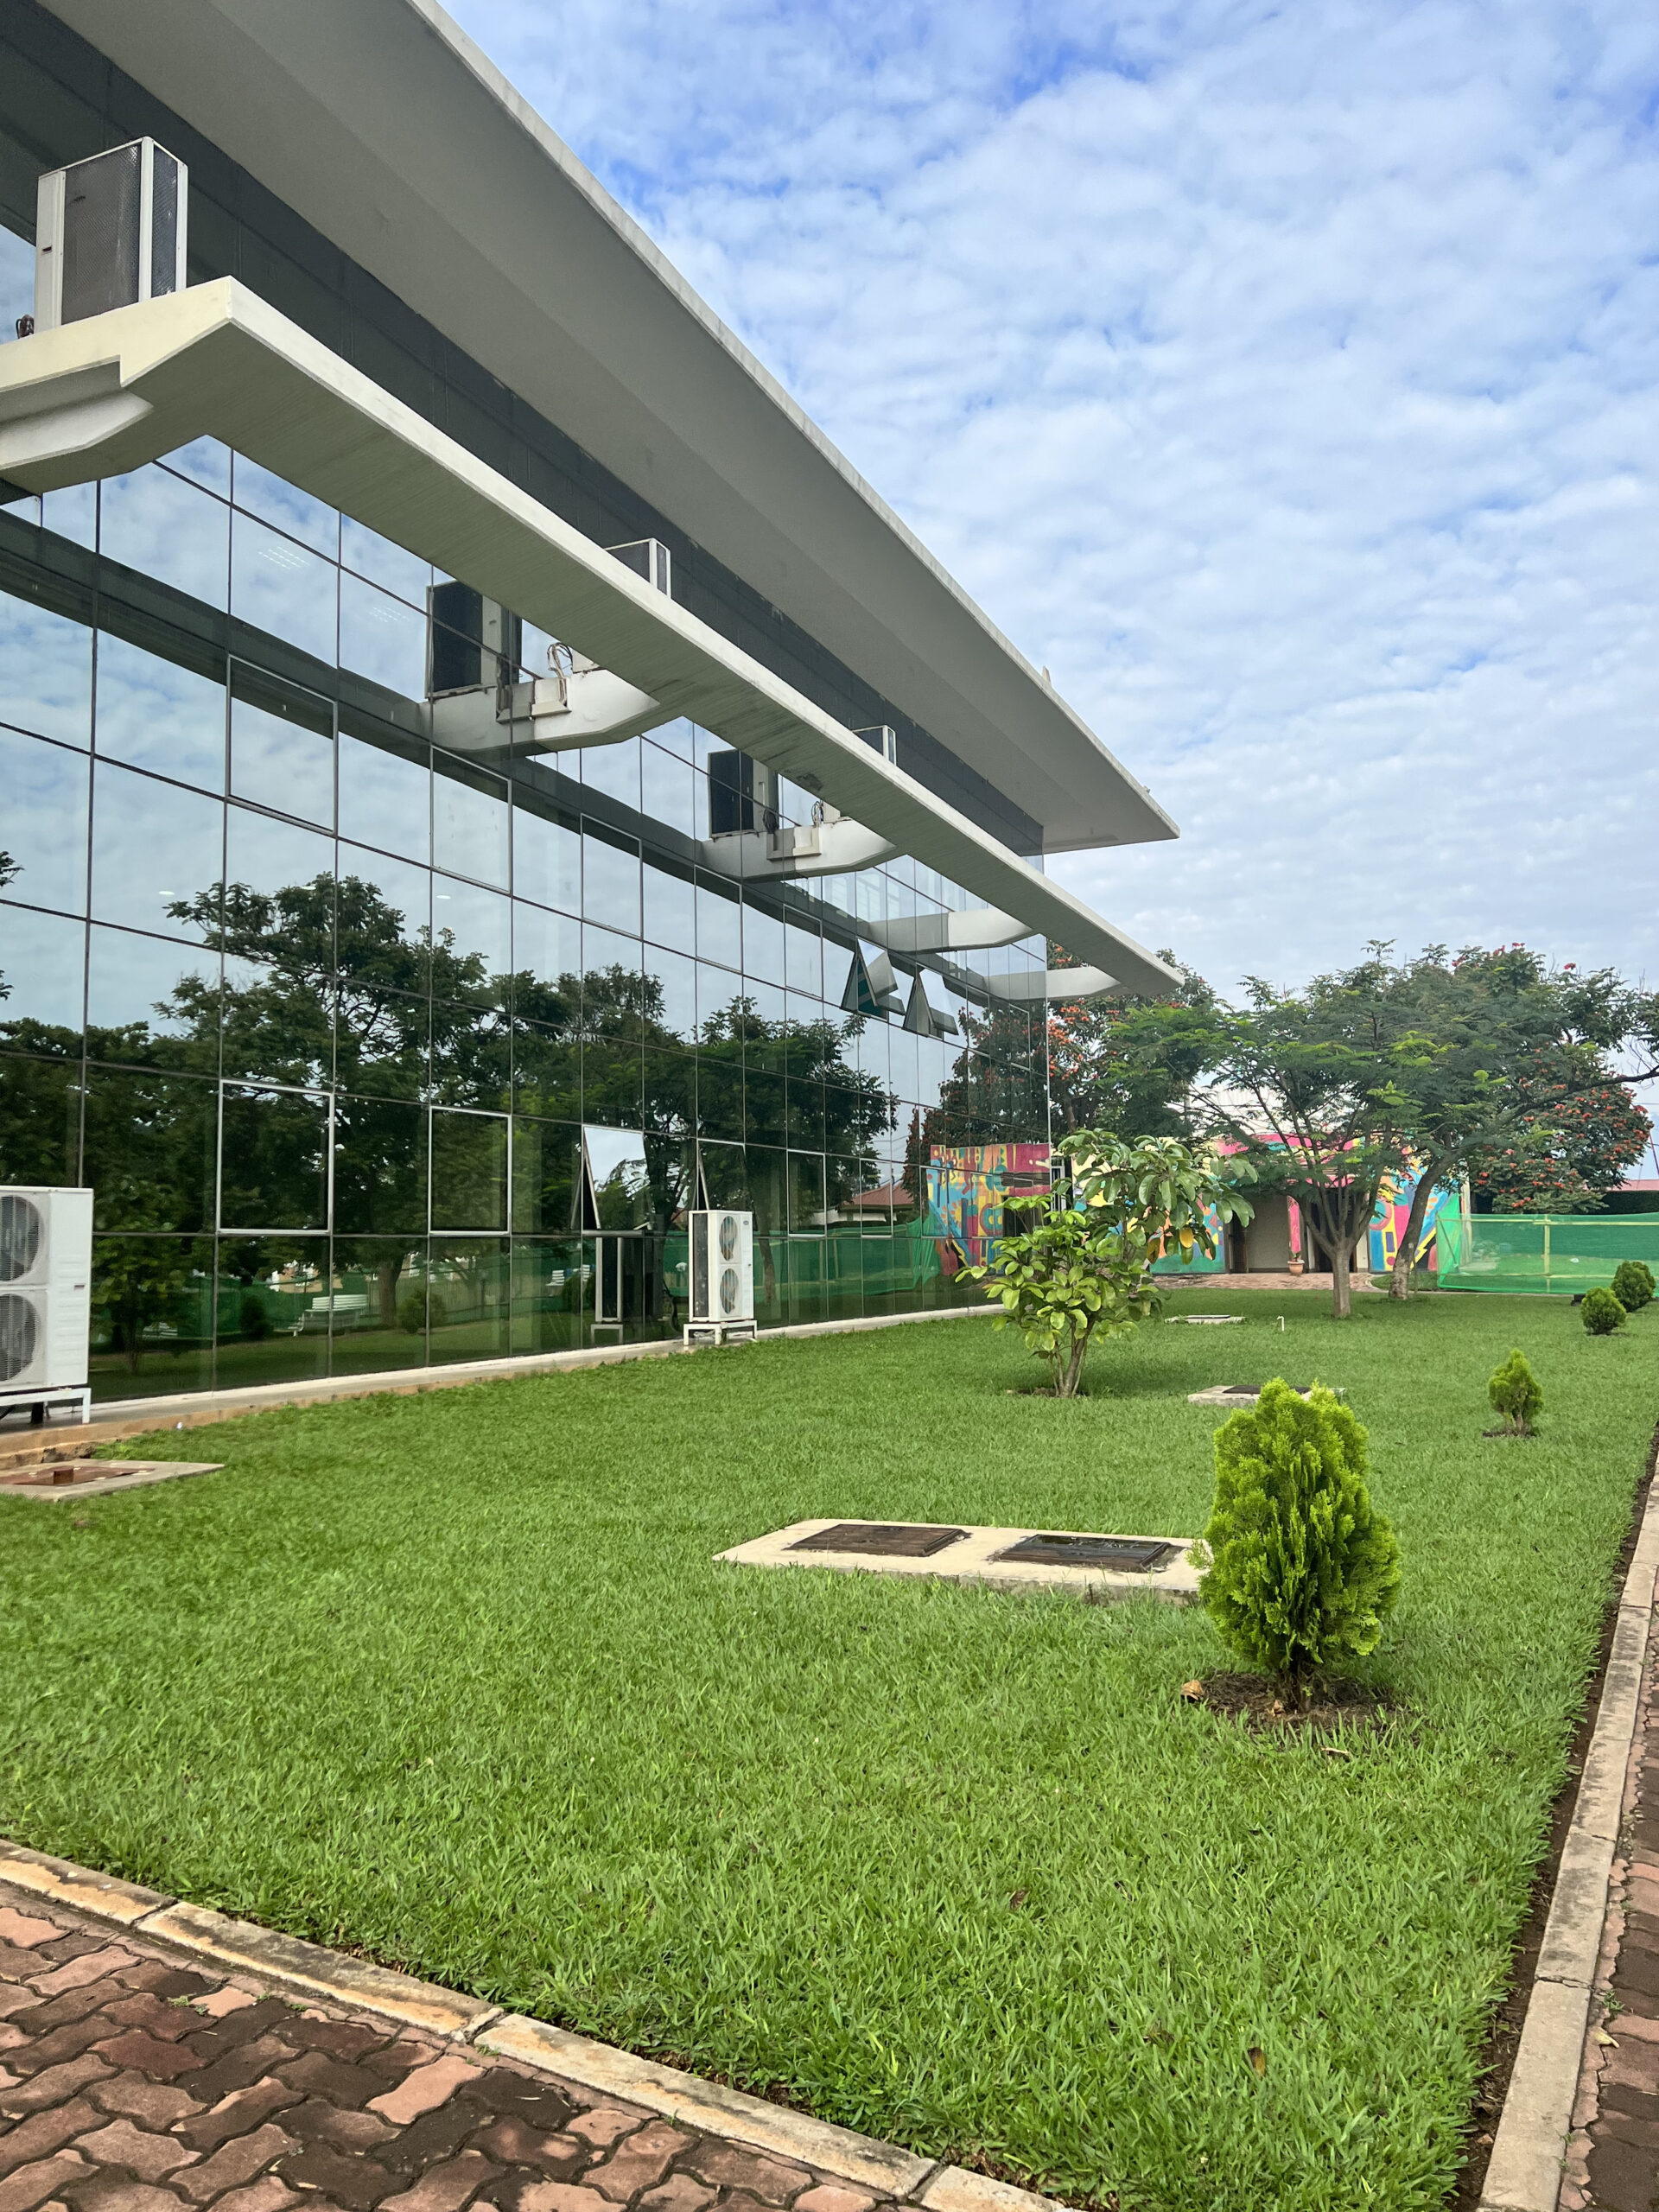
[60,142,142,323]
[0,1294,41,1382]
[0,1194,44,1284]
[149,145,181,298]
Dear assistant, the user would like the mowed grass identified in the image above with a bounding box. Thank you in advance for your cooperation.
[3,1290,1656,2211]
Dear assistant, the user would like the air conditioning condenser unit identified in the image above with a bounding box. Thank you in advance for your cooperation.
[684,1209,756,1345]
[33,138,188,334]
[0,1185,94,1427]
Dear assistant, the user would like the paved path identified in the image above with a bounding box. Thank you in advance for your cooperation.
[0,1883,888,2212]
[1564,1619,1659,2211]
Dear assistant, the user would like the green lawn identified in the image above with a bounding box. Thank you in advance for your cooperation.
[3,1290,1654,2212]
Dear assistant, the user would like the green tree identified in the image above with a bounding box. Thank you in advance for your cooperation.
[1611,1261,1655,1313]
[1046,950,1218,1138]
[1582,1287,1626,1336]
[1488,1349,1543,1436]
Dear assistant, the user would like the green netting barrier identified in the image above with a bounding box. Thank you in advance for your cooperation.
[1439,1213,1659,1296]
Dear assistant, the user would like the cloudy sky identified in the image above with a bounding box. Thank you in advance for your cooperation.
[448,0,1659,998]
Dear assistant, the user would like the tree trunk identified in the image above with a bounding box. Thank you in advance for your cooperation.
[1389,1157,1447,1300]
[1330,1236,1351,1319]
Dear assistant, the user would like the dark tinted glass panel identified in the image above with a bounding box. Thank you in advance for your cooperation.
[512,1020,579,1122]
[0,1052,81,1186]
[582,823,640,933]
[219,946,333,1090]
[100,467,229,611]
[580,736,640,810]
[745,1060,786,1143]
[232,460,338,557]
[336,981,429,1101]
[231,510,338,664]
[225,807,334,916]
[510,1116,578,1236]
[96,630,225,790]
[334,1094,427,1234]
[336,845,429,991]
[743,901,786,986]
[513,799,580,914]
[643,860,696,952]
[786,1076,826,1149]
[512,900,580,996]
[510,1236,588,1355]
[788,1154,826,1233]
[434,757,510,887]
[338,721,429,861]
[3,730,89,917]
[213,1236,329,1387]
[582,929,644,1041]
[89,1234,214,1402]
[340,570,427,698]
[642,1046,696,1136]
[0,588,92,746]
[430,1000,512,1109]
[328,1238,434,1373]
[427,1237,511,1363]
[642,944,696,1045]
[230,664,334,826]
[785,917,823,997]
[582,1040,642,1128]
[81,1065,217,1232]
[696,1056,743,1142]
[696,877,741,969]
[430,1110,507,1230]
[219,1083,330,1230]
[0,905,83,1046]
[432,877,510,1003]
[86,926,218,1064]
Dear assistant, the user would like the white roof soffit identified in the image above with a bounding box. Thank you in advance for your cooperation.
[35,0,1178,861]
[0,285,1179,999]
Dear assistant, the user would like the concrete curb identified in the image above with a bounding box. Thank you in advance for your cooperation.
[1478,1474,1659,2212]
[0,1302,995,1471]
[0,1840,1060,2212]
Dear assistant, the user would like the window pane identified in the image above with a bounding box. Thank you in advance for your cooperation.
[743,901,786,985]
[162,440,231,496]
[643,944,696,1045]
[340,570,427,698]
[789,1153,827,1233]
[696,876,741,969]
[231,509,338,664]
[0,1052,80,1187]
[427,1237,511,1362]
[226,806,334,915]
[95,630,225,790]
[43,481,97,549]
[0,905,84,1045]
[580,736,639,810]
[430,999,511,1110]
[510,1117,579,1236]
[510,1235,588,1355]
[430,1109,508,1230]
[639,742,696,838]
[0,588,92,746]
[583,824,640,935]
[340,516,429,604]
[334,1094,428,1234]
[785,916,823,997]
[214,1236,329,1387]
[513,798,579,914]
[100,466,230,610]
[91,760,219,938]
[339,720,429,861]
[2,730,89,917]
[434,756,510,887]
[328,1238,434,1373]
[335,981,428,1100]
[512,1019,580,1122]
[648,715,696,762]
[337,844,429,990]
[643,860,696,952]
[219,1082,330,1230]
[512,900,580,994]
[582,926,644,1041]
[86,926,218,1058]
[232,457,338,558]
[89,1233,215,1401]
[81,1066,217,1232]
[432,876,510,1003]
[230,664,334,826]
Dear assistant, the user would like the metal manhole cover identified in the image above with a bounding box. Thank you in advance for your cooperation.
[788,1522,969,1558]
[993,1533,1179,1573]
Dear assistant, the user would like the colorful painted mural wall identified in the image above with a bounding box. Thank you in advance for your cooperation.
[925,1144,1052,1268]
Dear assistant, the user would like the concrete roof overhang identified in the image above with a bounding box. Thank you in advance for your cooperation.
[0,283,1180,996]
[35,0,1179,861]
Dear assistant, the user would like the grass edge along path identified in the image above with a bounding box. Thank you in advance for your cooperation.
[2,1287,1655,2212]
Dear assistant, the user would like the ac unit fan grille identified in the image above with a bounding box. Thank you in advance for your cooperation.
[0,1195,44,1284]
[0,1293,40,1382]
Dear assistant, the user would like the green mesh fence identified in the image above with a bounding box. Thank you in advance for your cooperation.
[1440,1213,1659,1295]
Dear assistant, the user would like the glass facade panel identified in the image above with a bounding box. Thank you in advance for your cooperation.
[696,877,741,970]
[96,629,226,790]
[434,757,510,887]
[81,1065,217,1232]
[213,1236,330,1389]
[512,900,580,995]
[427,1237,511,1363]
[513,798,580,914]
[340,570,428,696]
[0,589,93,747]
[90,760,218,938]
[433,876,510,1000]
[430,1108,509,1230]
[86,926,218,1058]
[100,466,230,609]
[1,904,84,1045]
[639,742,696,838]
[582,823,641,934]
[231,508,339,664]
[3,729,90,917]
[219,1082,332,1230]
[339,721,430,861]
[340,517,429,604]
[232,458,339,558]
[90,1233,215,1401]
[230,664,334,826]
[581,737,641,810]
[327,1238,435,1373]
[334,1095,427,1234]
[642,859,696,953]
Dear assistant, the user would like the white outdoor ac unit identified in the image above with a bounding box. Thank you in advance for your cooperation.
[686,1209,754,1339]
[34,139,188,335]
[0,1186,94,1423]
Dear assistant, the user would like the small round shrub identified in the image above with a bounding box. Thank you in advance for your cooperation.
[1582,1287,1627,1335]
[1488,1347,1543,1436]
[1611,1261,1656,1313]
[397,1290,427,1334]
[1198,1378,1402,1703]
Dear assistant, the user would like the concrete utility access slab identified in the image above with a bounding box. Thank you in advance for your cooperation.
[1186,1384,1342,1406]
[719,1519,1200,1600]
[0,1459,223,1500]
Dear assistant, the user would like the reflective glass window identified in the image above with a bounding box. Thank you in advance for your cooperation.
[696,876,741,970]
[337,843,429,984]
[512,900,580,992]
[335,981,428,1101]
[581,1039,642,1128]
[642,944,696,1045]
[219,1082,331,1230]
[230,664,334,827]
[649,716,696,763]
[743,901,786,986]
[81,1066,217,1232]
[510,1117,579,1236]
[214,1237,330,1387]
[434,756,510,887]
[86,926,218,1056]
[580,736,640,810]
[86,1229,214,1398]
[328,1237,433,1372]
[513,799,579,914]
[0,1053,81,1187]
[232,458,339,558]
[510,1235,588,1355]
[162,440,232,497]
[219,944,333,1091]
[231,510,339,665]
[3,730,89,916]
[582,926,645,1040]
[430,999,511,1110]
[427,1237,511,1362]
[339,719,429,861]
[100,466,230,610]
[95,630,225,790]
[696,962,744,1036]
[90,760,219,938]
[889,1025,920,1108]
[639,743,696,839]
[740,976,785,1027]
[785,916,823,998]
[0,904,84,1044]
[430,1109,508,1230]
[340,571,427,699]
[340,517,429,604]
[788,1153,827,1233]
[643,859,696,951]
[226,807,334,916]
[0,589,92,747]
[642,1047,695,1137]
[582,823,640,935]
[42,482,97,548]
[512,1019,580,1122]
[333,1095,428,1235]
[433,876,510,1002]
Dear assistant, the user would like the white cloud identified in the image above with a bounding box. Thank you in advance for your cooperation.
[448,0,1659,993]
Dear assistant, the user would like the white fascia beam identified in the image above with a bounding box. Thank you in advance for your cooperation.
[982,965,1120,1003]
[0,283,1179,998]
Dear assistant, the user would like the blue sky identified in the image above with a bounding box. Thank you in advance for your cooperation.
[445,0,1659,999]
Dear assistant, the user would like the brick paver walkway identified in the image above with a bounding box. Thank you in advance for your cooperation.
[1564,1621,1659,2211]
[0,1883,887,2212]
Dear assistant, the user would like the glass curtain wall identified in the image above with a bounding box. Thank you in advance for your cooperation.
[0,438,1049,1401]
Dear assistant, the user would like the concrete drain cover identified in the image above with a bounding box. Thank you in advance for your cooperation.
[1187,1383,1340,1405]
[1166,1313,1243,1325]
[992,1533,1179,1572]
[0,1459,223,1499]
[787,1522,968,1558]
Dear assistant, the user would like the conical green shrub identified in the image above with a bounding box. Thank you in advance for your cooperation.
[1611,1261,1655,1313]
[1582,1287,1627,1336]
[1198,1379,1402,1701]
[1488,1348,1543,1436]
